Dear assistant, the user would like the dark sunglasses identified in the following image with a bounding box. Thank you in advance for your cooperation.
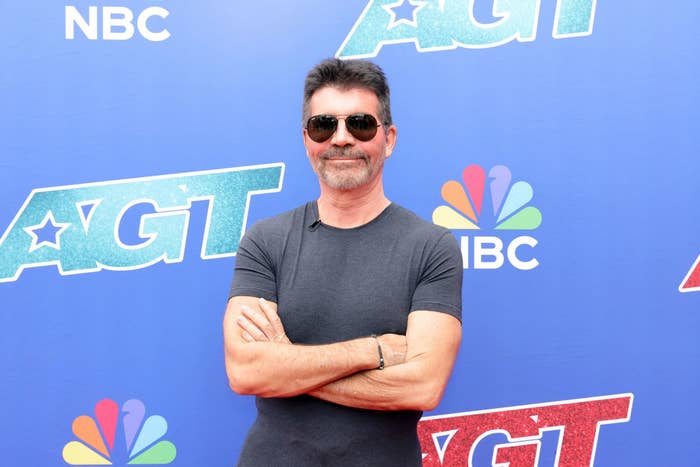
[305,113,382,143]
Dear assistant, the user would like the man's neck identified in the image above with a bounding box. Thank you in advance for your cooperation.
[317,179,391,229]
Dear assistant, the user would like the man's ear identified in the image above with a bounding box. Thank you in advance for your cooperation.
[384,125,397,159]
[302,128,311,157]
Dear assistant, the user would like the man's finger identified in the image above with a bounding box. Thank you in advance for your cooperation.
[258,298,287,338]
[241,305,275,340]
[236,315,268,341]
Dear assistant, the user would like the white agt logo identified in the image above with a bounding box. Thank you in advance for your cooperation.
[65,5,170,41]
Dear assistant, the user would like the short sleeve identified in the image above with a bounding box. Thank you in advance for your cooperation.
[410,231,463,321]
[228,223,278,303]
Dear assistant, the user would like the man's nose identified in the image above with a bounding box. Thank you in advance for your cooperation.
[330,119,355,146]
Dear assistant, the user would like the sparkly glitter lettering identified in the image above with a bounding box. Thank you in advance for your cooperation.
[337,0,597,59]
[0,164,284,282]
[418,394,633,466]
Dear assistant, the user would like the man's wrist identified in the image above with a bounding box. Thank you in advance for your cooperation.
[371,334,384,370]
[346,337,384,371]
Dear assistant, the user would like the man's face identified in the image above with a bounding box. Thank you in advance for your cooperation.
[303,86,396,191]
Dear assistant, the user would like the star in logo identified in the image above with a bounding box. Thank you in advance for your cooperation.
[23,211,71,253]
[382,0,428,30]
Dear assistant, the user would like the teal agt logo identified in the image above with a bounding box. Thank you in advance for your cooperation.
[337,0,597,59]
[0,164,284,283]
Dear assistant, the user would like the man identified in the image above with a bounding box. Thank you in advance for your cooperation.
[223,58,463,466]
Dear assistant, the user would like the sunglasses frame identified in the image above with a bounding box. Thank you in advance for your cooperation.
[305,113,383,143]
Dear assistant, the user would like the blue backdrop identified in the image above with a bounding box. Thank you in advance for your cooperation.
[2,1,698,465]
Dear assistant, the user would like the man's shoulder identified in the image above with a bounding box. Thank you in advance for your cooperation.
[244,202,312,238]
[386,203,460,259]
[253,202,309,226]
[389,203,452,239]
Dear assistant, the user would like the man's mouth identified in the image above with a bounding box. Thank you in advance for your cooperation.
[321,149,368,162]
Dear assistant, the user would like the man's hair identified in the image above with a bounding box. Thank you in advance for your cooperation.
[302,58,393,126]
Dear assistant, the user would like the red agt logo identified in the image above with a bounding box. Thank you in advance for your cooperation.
[679,254,700,293]
[418,394,633,467]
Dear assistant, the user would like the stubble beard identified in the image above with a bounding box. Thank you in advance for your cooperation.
[316,147,382,191]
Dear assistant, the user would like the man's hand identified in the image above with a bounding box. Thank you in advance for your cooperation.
[237,298,291,344]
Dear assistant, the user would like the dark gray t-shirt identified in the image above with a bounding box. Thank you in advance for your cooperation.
[229,201,462,467]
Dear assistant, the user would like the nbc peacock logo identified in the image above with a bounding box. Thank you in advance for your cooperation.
[432,164,542,270]
[433,164,542,230]
[62,399,176,465]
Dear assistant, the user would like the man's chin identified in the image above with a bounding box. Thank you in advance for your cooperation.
[321,173,371,191]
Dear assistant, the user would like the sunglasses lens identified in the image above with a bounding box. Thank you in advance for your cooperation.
[307,115,337,142]
[306,114,380,142]
[346,114,378,141]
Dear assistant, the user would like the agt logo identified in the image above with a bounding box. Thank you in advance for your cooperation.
[65,5,171,41]
[679,254,700,293]
[418,393,633,466]
[63,399,175,465]
[433,164,542,270]
[0,164,284,283]
[337,0,597,59]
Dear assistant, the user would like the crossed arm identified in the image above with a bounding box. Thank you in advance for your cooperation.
[223,296,462,411]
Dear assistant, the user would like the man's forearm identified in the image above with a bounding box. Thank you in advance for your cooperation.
[308,311,463,411]
[308,359,443,411]
[226,337,380,398]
